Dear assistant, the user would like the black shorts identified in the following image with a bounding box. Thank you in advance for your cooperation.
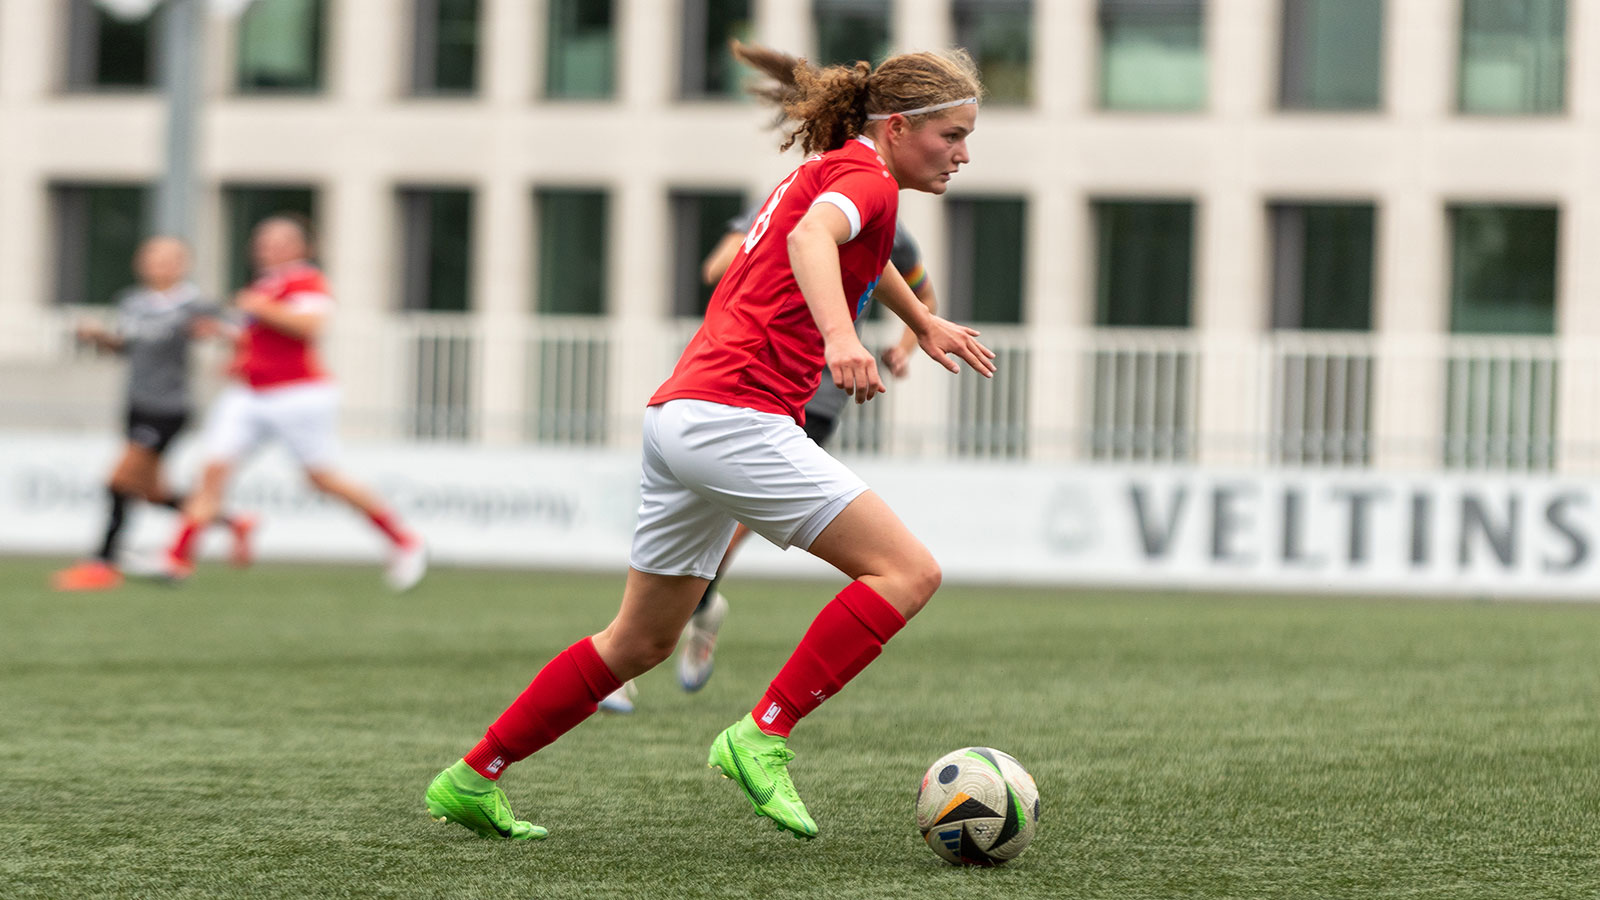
[125,408,189,454]
[802,413,838,447]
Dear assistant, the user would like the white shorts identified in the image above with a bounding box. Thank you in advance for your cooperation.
[629,399,869,579]
[202,381,341,468]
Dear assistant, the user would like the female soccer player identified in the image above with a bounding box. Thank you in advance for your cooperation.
[601,42,945,710]
[426,45,992,841]
[51,236,253,591]
[160,217,426,591]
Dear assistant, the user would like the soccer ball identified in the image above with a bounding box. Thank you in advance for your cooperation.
[915,747,1039,866]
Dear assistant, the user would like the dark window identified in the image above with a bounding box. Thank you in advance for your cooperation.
[815,0,890,67]
[1270,203,1374,330]
[412,0,480,95]
[1089,199,1195,461]
[65,0,157,90]
[1449,205,1558,335]
[1445,204,1560,470]
[953,0,1032,106]
[237,0,326,93]
[52,183,149,306]
[1269,202,1376,467]
[680,0,753,99]
[947,197,1026,323]
[1094,200,1193,326]
[670,190,746,317]
[535,188,608,315]
[546,0,616,99]
[399,188,474,311]
[1279,0,1383,110]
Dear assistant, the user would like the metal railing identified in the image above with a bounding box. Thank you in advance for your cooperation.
[10,307,1597,472]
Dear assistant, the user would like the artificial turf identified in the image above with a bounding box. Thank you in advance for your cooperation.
[2,558,1598,898]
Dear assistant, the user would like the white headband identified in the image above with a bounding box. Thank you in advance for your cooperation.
[866,97,978,120]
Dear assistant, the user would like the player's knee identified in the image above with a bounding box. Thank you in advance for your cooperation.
[904,562,941,615]
[613,632,677,674]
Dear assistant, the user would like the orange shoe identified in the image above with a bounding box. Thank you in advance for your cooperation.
[51,560,124,592]
[228,514,258,569]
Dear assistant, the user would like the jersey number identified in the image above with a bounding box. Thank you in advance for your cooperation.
[742,168,807,255]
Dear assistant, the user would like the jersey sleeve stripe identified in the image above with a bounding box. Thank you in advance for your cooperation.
[811,192,862,241]
[285,292,334,314]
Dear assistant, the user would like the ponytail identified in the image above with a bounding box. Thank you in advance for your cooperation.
[733,41,984,155]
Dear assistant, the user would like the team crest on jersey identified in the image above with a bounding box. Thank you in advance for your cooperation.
[856,277,880,318]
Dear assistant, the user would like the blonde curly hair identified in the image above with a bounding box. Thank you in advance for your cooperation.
[732,40,983,155]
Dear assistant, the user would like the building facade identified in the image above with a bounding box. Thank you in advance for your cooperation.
[2,0,1597,472]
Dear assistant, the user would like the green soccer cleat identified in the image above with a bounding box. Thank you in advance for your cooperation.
[425,762,548,841]
[707,715,818,840]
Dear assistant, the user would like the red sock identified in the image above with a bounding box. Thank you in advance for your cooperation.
[463,637,621,779]
[169,518,203,563]
[367,509,413,547]
[751,580,907,738]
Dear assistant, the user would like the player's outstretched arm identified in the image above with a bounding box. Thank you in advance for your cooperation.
[882,274,938,378]
[873,263,995,378]
[74,318,124,353]
[235,289,327,340]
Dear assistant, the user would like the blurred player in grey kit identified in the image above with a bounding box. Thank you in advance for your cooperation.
[52,236,254,591]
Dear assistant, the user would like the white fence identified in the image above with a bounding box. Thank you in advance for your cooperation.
[9,308,1600,474]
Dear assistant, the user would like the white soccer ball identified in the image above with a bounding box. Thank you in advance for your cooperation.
[915,746,1040,866]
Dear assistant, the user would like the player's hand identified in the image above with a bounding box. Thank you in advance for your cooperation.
[916,315,997,378]
[73,318,108,343]
[234,290,270,317]
[189,317,237,340]
[826,336,887,403]
[880,344,912,379]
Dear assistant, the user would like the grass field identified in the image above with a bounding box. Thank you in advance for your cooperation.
[3,558,1600,898]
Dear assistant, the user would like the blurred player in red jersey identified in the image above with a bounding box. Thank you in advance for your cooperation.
[160,216,426,591]
[52,236,254,591]
[425,45,992,841]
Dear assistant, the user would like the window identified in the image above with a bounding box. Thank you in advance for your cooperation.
[1278,0,1383,110]
[65,0,156,90]
[1445,204,1559,470]
[1095,200,1193,327]
[1098,0,1207,111]
[535,188,608,315]
[1449,205,1558,335]
[680,0,753,99]
[546,0,615,99]
[946,198,1028,458]
[1270,203,1374,330]
[670,190,746,317]
[1459,0,1565,114]
[1090,199,1196,461]
[399,188,474,311]
[815,0,890,67]
[224,185,318,291]
[237,0,326,93]
[953,0,1031,105]
[411,0,480,95]
[531,188,610,444]
[1269,203,1376,466]
[399,188,476,440]
[52,184,149,306]
[947,198,1025,323]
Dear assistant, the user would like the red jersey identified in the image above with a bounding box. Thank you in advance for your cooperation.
[651,137,898,422]
[230,261,331,389]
